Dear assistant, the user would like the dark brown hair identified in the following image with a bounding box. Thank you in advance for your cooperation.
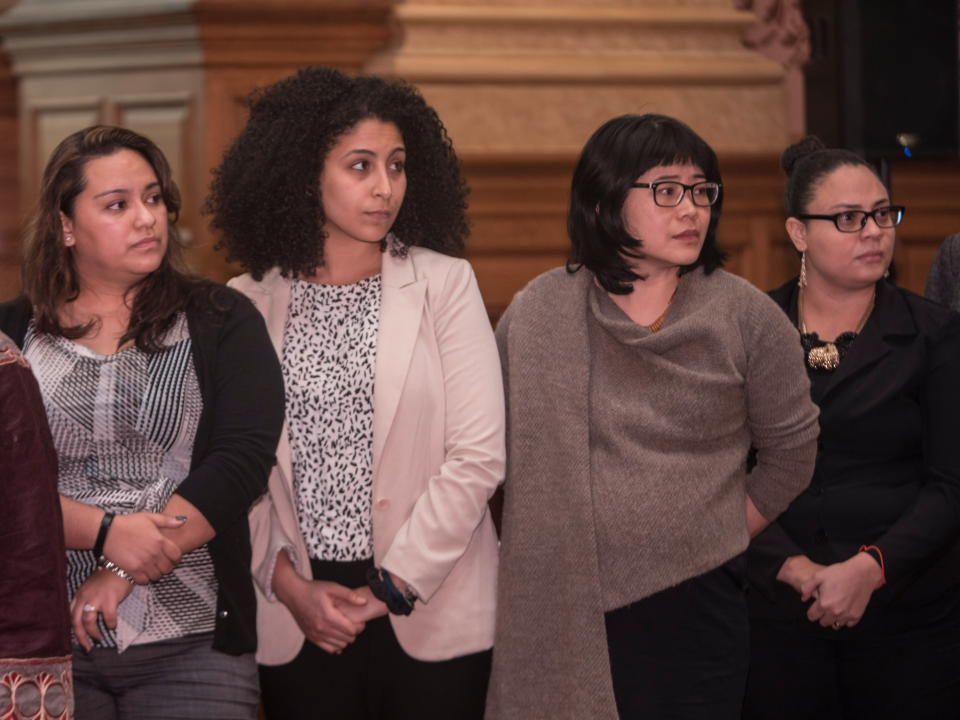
[781,136,880,217]
[20,125,199,352]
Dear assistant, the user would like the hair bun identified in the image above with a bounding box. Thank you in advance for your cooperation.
[781,136,826,174]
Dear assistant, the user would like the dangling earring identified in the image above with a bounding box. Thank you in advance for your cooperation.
[883,267,890,279]
[799,252,808,287]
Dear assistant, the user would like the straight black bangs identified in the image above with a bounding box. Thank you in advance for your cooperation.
[567,114,726,295]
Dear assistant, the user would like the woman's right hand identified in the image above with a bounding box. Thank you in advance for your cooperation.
[69,568,135,652]
[272,550,369,654]
[102,513,185,584]
[776,554,826,594]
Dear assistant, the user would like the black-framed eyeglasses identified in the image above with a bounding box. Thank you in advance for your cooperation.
[796,206,905,233]
[631,181,721,207]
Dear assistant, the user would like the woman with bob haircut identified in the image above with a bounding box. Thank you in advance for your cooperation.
[207,67,505,720]
[743,137,960,719]
[485,113,819,720]
[0,125,285,718]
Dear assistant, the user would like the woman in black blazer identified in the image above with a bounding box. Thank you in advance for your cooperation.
[742,137,960,719]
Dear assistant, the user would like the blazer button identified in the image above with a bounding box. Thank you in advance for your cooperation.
[376,498,390,511]
[815,529,828,543]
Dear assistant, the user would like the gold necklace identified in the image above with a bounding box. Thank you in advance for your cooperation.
[798,286,875,370]
[645,285,677,333]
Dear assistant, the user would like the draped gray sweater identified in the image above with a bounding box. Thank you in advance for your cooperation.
[486,266,819,720]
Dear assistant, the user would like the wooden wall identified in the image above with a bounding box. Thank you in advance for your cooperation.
[463,153,960,322]
[890,159,960,293]
[1,1,959,307]
[461,152,800,322]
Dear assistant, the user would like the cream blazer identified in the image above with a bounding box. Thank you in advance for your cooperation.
[229,246,505,665]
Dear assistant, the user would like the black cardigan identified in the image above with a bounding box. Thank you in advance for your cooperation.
[748,278,960,613]
[0,285,285,655]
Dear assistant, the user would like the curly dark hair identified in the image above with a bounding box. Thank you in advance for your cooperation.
[205,67,470,280]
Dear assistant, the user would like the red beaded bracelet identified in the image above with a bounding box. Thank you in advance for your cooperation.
[859,545,885,588]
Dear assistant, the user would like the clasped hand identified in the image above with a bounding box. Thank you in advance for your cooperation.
[779,553,882,629]
[285,580,388,654]
[103,512,186,584]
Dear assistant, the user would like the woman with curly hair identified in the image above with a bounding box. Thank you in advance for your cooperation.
[207,67,504,719]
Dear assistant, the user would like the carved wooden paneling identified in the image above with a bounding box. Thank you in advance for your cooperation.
[889,159,960,295]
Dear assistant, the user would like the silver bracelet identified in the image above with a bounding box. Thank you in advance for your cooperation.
[97,559,136,585]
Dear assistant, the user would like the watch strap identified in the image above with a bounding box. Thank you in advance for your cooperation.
[93,511,115,562]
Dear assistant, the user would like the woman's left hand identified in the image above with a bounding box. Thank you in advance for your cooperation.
[69,569,134,652]
[800,552,883,629]
[339,585,389,625]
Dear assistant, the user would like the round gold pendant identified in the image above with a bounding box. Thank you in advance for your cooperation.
[807,343,840,371]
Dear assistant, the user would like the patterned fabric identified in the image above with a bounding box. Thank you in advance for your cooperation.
[0,332,28,368]
[0,656,73,720]
[282,275,381,561]
[24,316,217,652]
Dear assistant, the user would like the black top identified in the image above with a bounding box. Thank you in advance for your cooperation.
[748,278,960,616]
[0,285,285,655]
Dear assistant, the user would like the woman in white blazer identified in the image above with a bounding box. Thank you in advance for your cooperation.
[206,68,505,719]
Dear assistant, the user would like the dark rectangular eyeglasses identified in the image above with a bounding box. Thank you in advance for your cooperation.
[796,206,905,233]
[631,181,721,207]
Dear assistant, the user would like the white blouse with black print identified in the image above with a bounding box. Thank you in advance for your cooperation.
[281,275,381,562]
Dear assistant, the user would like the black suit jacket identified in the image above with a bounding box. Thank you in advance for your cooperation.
[748,278,960,614]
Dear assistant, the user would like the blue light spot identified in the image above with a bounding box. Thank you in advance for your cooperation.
[904,148,913,157]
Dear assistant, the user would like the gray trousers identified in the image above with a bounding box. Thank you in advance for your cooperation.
[72,633,259,720]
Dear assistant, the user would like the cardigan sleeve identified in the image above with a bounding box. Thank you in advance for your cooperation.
[379,260,506,602]
[494,298,518,455]
[925,234,960,312]
[746,520,808,602]
[176,290,286,534]
[741,294,820,522]
[871,310,960,595]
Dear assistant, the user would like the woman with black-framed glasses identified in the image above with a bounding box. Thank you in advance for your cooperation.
[487,114,820,720]
[743,136,960,719]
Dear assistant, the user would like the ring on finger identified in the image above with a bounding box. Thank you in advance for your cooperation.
[832,621,841,629]
[83,604,98,613]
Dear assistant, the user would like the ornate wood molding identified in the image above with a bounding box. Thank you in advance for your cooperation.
[368,3,784,85]
[0,1,199,76]
[195,0,391,69]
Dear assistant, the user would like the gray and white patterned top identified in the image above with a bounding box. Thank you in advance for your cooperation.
[282,275,381,562]
[25,315,217,652]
